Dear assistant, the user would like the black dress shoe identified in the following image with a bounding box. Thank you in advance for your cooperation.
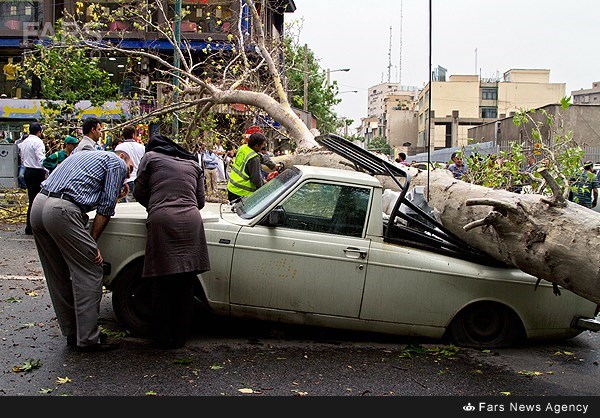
[67,332,107,347]
[24,228,33,235]
[66,335,76,346]
[76,342,120,352]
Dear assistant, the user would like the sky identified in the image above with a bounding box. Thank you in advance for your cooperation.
[290,0,600,128]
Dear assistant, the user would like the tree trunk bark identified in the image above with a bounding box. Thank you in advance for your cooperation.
[411,168,600,305]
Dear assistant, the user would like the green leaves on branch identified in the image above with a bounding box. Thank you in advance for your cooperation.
[283,26,342,134]
[463,97,583,196]
[15,20,119,139]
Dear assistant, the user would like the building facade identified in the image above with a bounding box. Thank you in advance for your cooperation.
[572,82,600,105]
[416,69,566,153]
[359,82,418,150]
[0,0,296,140]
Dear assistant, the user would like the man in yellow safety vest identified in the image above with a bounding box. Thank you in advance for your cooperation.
[227,132,267,202]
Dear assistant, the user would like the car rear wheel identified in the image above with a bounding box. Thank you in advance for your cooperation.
[447,302,524,348]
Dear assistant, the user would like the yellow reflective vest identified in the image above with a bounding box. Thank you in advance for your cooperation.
[227,144,260,197]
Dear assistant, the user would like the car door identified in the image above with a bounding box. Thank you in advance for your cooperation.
[230,181,372,317]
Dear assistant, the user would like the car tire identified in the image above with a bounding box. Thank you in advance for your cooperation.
[111,258,153,338]
[447,302,524,349]
[111,258,210,338]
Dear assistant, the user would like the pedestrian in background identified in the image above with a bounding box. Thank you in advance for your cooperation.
[31,150,133,352]
[17,122,47,235]
[42,135,79,174]
[395,152,410,166]
[115,125,145,202]
[73,117,103,153]
[570,160,599,209]
[202,145,220,196]
[15,131,28,189]
[133,135,210,349]
[448,151,468,180]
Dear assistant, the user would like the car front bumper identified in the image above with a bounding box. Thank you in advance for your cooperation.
[573,316,600,332]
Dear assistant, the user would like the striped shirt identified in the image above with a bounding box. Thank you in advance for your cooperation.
[571,170,599,208]
[41,150,128,217]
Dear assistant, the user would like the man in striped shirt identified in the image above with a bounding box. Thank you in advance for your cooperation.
[30,150,133,352]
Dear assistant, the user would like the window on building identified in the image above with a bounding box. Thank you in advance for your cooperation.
[482,89,497,100]
[1,0,44,31]
[167,0,235,34]
[481,107,497,119]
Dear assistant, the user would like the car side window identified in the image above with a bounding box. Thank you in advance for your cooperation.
[280,182,370,238]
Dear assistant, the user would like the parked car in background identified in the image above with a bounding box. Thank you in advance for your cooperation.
[95,136,600,349]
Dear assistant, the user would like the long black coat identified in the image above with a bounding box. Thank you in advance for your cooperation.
[133,150,210,278]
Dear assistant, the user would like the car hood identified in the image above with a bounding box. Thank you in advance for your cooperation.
[90,202,223,224]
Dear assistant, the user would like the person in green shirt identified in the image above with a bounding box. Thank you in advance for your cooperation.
[42,135,79,173]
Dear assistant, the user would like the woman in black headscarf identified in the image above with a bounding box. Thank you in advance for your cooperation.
[134,135,210,349]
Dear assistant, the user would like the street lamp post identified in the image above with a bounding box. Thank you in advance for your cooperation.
[326,68,350,87]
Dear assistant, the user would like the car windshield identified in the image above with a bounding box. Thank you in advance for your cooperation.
[235,167,302,219]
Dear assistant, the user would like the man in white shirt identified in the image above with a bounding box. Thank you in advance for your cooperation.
[115,125,145,202]
[17,122,47,235]
[203,146,221,195]
[73,117,103,153]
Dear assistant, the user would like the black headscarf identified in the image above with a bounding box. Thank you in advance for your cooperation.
[145,135,198,161]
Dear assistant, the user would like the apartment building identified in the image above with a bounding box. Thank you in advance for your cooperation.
[359,82,419,148]
[416,69,565,153]
[572,82,600,105]
[0,0,296,139]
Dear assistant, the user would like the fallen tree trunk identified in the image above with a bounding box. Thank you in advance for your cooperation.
[275,149,600,306]
[411,168,600,305]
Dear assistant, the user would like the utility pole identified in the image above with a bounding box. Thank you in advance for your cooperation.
[399,0,403,86]
[172,0,181,138]
[303,44,308,112]
[387,26,393,83]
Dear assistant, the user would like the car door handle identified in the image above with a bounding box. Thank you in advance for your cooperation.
[344,247,367,259]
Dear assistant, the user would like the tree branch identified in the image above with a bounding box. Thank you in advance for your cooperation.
[463,211,503,232]
[465,199,520,215]
[537,167,568,207]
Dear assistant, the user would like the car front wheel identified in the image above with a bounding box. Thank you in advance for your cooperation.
[111,259,153,338]
[447,302,524,348]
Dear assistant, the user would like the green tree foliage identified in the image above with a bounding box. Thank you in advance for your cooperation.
[367,137,391,157]
[283,22,342,134]
[16,21,119,140]
[462,97,583,196]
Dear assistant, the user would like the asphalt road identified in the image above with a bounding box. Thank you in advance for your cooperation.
[1,222,600,409]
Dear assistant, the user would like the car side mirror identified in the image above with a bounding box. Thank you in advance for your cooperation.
[267,207,285,226]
